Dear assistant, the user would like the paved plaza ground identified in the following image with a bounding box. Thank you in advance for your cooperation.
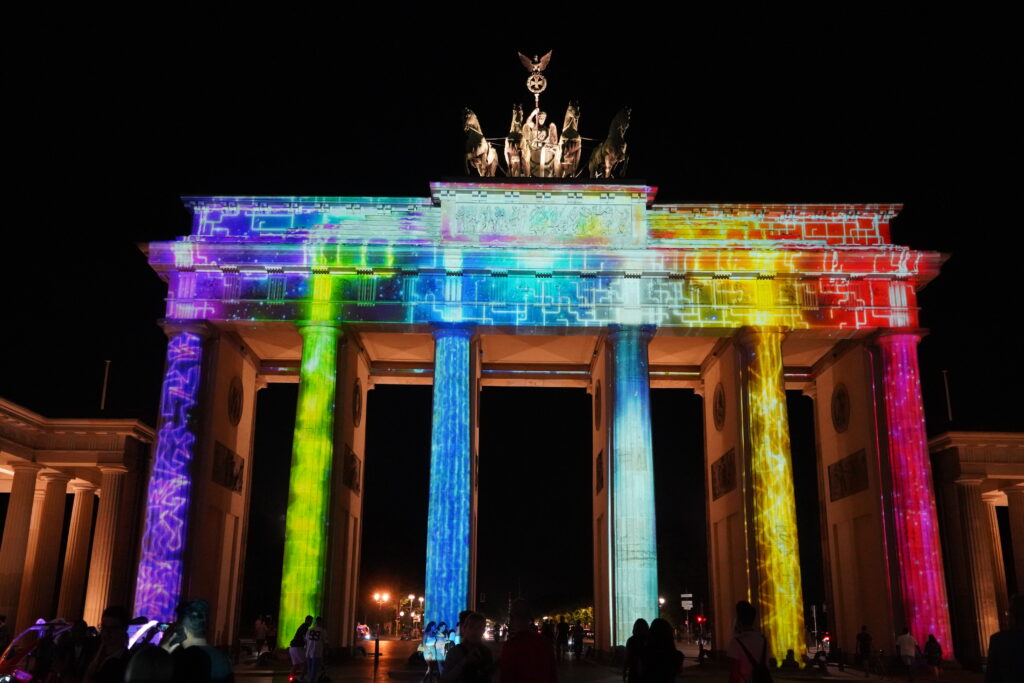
[233,639,986,683]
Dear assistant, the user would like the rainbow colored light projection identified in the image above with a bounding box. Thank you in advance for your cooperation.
[737,328,806,663]
[278,323,340,635]
[134,330,203,621]
[608,325,659,645]
[424,325,473,640]
[874,334,953,656]
[135,184,948,651]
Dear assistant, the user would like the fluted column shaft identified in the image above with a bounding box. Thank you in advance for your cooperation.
[608,324,659,647]
[0,463,43,624]
[425,324,473,632]
[735,327,806,662]
[872,333,953,655]
[84,467,127,626]
[984,500,1009,629]
[954,479,1000,657]
[57,484,97,620]
[1006,488,1024,597]
[17,473,72,631]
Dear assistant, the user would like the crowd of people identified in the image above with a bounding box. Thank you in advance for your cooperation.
[0,600,232,683]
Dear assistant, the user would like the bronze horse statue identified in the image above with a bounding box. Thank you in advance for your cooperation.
[464,108,498,176]
[504,103,525,177]
[588,107,630,178]
[556,101,581,178]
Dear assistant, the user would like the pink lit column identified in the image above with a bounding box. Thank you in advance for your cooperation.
[872,332,953,654]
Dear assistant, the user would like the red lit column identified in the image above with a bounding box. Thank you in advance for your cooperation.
[871,332,953,655]
[57,483,97,620]
[0,462,43,625]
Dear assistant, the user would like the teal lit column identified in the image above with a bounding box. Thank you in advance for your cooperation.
[424,324,474,633]
[279,323,341,636]
[608,324,658,645]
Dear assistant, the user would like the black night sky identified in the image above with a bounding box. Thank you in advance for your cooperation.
[2,11,1011,630]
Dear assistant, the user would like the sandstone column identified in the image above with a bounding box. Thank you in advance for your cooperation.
[0,462,43,625]
[56,483,97,620]
[1006,486,1024,598]
[984,498,1009,629]
[83,466,127,626]
[954,478,1000,658]
[17,472,72,631]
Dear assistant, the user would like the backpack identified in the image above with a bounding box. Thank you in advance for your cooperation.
[736,635,773,683]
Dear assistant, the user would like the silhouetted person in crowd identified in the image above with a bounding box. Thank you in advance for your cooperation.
[555,616,570,660]
[624,618,649,683]
[540,618,555,649]
[0,614,10,655]
[499,599,557,683]
[54,619,98,683]
[125,643,174,683]
[727,600,769,683]
[780,648,799,669]
[895,627,918,682]
[640,617,683,682]
[306,616,326,683]
[986,593,1024,683]
[442,612,493,683]
[570,620,585,659]
[289,615,313,679]
[856,625,873,678]
[923,634,941,680]
[85,606,130,683]
[170,598,233,683]
[254,615,267,653]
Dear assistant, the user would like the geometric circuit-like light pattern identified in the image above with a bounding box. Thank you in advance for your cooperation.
[133,330,203,622]
[278,323,339,638]
[737,327,807,665]
[424,324,473,650]
[874,333,954,657]
[608,324,659,647]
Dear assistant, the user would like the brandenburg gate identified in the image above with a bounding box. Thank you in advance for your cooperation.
[132,181,952,659]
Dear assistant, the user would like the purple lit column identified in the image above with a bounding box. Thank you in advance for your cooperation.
[133,322,212,621]
[872,332,953,655]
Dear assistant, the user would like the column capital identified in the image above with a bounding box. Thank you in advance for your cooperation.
[955,475,986,486]
[159,319,218,340]
[868,328,930,346]
[733,325,789,347]
[1002,484,1024,498]
[607,324,656,341]
[295,320,343,333]
[40,471,73,485]
[70,481,98,494]
[97,465,129,475]
[8,461,44,474]
[430,322,476,340]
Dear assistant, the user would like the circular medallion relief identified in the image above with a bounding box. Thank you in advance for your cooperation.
[831,383,851,433]
[594,381,602,431]
[227,376,243,426]
[713,382,726,432]
[352,378,363,427]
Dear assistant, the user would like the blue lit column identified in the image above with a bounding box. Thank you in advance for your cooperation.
[425,324,474,633]
[133,321,213,622]
[608,324,658,645]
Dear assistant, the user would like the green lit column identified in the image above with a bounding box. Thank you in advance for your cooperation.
[279,322,341,635]
[608,324,658,646]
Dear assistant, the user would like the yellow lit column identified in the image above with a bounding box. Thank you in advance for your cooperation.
[735,327,806,662]
[0,463,43,625]
[955,477,1001,659]
[57,483,97,620]
[17,472,72,630]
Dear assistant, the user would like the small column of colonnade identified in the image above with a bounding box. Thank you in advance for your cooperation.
[129,320,952,662]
